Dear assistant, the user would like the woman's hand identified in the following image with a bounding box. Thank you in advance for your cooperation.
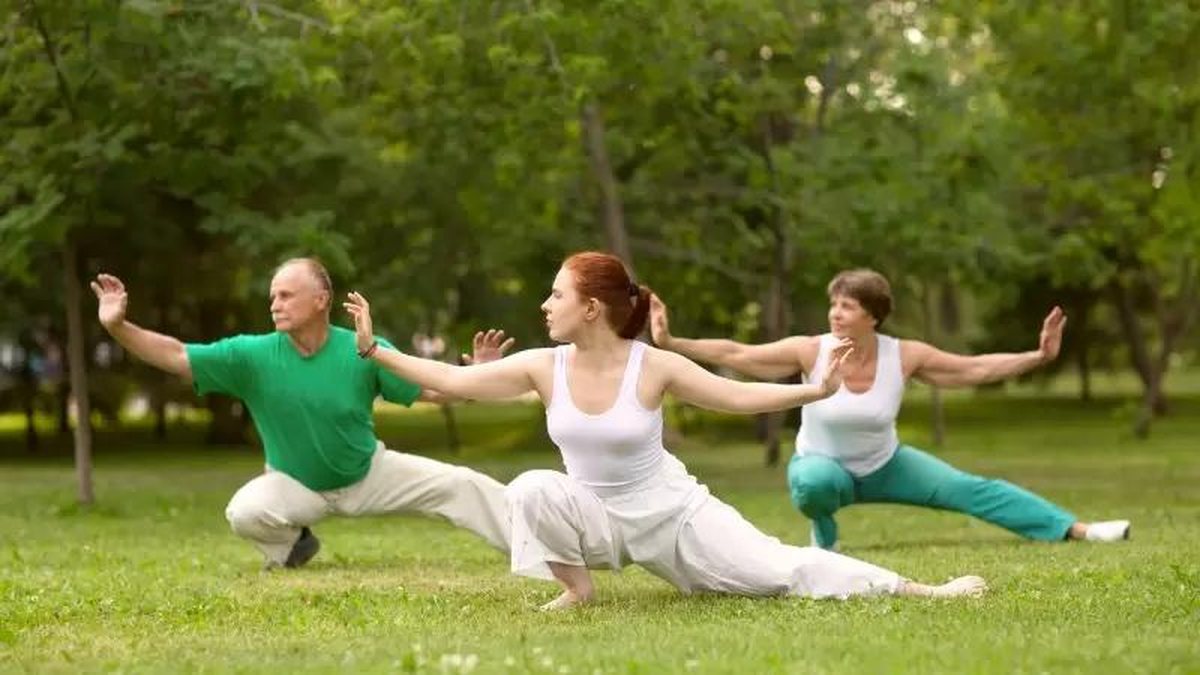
[817,339,854,397]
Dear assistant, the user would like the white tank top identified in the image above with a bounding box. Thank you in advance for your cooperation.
[546,341,666,491]
[796,333,905,476]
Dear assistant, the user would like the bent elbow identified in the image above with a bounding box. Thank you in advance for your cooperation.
[172,351,193,381]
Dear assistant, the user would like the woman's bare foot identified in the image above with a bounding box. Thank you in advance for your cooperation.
[539,589,594,611]
[540,561,595,611]
[900,575,988,598]
[930,575,988,598]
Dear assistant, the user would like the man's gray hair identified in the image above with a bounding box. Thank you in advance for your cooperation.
[276,257,333,294]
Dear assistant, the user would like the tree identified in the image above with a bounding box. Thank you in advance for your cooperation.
[975,0,1200,435]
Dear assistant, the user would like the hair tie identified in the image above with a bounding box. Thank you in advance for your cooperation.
[628,283,639,298]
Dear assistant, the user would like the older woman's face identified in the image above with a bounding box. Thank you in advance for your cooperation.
[828,293,876,338]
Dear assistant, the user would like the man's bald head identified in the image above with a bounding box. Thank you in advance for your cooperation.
[275,257,332,295]
[269,257,334,333]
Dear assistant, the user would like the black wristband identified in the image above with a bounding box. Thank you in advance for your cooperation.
[358,340,379,359]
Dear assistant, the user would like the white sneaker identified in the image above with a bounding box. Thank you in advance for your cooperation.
[1085,520,1131,542]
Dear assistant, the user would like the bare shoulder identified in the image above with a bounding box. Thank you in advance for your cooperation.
[513,347,557,370]
[642,343,701,384]
[642,343,688,370]
[480,347,557,381]
[792,334,822,372]
[899,339,933,376]
[899,339,933,357]
[792,334,821,353]
[512,347,558,396]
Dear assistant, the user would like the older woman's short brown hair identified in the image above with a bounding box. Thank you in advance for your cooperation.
[827,269,892,327]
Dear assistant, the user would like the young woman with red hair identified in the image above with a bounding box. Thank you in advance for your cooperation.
[345,252,986,609]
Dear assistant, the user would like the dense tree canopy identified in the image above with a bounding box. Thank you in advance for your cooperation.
[2,1,1197,496]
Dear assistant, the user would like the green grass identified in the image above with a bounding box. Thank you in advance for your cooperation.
[1,394,1198,674]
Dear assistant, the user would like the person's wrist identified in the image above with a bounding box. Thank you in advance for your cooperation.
[102,317,126,333]
[358,339,379,359]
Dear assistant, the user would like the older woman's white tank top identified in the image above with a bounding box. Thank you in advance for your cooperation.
[796,334,904,476]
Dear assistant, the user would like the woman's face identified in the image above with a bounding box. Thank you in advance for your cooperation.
[828,293,876,339]
[541,267,597,343]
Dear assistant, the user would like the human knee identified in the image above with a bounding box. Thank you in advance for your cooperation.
[788,459,848,515]
[507,470,564,504]
[225,493,268,537]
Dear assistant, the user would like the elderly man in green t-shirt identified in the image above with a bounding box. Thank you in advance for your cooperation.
[91,258,512,568]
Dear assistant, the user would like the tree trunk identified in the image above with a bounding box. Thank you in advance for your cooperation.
[1112,279,1169,418]
[152,297,169,440]
[196,297,249,444]
[1132,373,1165,439]
[759,219,791,467]
[63,240,95,505]
[581,102,633,266]
[22,378,38,453]
[761,416,784,466]
[1112,280,1155,393]
[1076,340,1092,402]
[1113,268,1197,437]
[440,403,461,454]
[29,1,89,485]
[760,288,787,466]
[1075,297,1092,402]
[205,395,248,445]
[57,379,71,434]
[152,375,168,441]
[18,335,39,452]
[759,55,837,465]
[921,283,945,447]
[938,283,961,334]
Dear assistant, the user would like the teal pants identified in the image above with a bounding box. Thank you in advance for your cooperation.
[787,445,1076,549]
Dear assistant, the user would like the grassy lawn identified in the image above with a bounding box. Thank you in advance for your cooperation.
[1,392,1198,673]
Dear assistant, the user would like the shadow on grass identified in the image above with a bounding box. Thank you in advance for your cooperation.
[846,535,1031,553]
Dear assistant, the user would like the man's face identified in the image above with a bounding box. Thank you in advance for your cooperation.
[269,263,329,332]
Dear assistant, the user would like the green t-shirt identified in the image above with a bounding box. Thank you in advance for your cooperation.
[185,326,421,491]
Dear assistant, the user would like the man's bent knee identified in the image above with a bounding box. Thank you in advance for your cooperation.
[225,501,264,537]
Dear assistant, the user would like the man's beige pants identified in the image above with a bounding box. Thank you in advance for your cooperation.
[224,443,510,565]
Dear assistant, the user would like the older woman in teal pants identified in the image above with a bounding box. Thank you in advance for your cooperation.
[649,269,1130,550]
